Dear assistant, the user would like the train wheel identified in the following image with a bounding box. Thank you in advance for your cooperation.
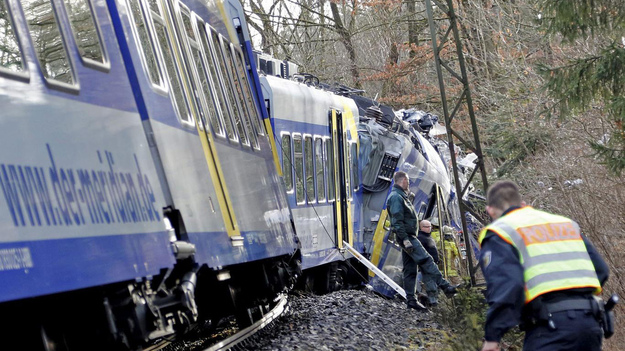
[332,264,349,292]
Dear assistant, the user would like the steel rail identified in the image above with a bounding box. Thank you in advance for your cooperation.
[203,293,289,351]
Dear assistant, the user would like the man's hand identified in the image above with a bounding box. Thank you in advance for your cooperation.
[481,341,500,351]
[403,239,414,254]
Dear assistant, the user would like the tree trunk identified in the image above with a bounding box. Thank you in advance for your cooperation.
[330,1,360,88]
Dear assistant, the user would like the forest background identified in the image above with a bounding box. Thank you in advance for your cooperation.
[242,0,625,349]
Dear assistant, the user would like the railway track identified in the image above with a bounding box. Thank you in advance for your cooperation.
[203,293,288,351]
[148,293,288,351]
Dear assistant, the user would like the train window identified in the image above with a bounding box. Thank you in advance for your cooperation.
[233,48,264,136]
[191,45,224,136]
[0,0,24,75]
[127,0,162,87]
[190,44,221,134]
[146,0,158,12]
[164,0,204,129]
[23,0,75,85]
[62,0,106,67]
[220,40,251,147]
[293,134,304,204]
[183,15,223,135]
[198,23,232,139]
[304,135,314,203]
[281,134,293,192]
[180,5,194,41]
[226,44,258,148]
[315,137,325,202]
[343,136,352,200]
[325,138,335,202]
[351,142,358,192]
[172,3,204,132]
[417,202,427,220]
[210,30,242,143]
[153,16,192,123]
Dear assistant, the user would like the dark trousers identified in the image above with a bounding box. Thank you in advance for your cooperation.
[401,236,450,302]
[523,310,603,351]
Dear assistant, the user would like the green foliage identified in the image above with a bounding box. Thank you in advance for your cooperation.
[434,285,487,351]
[537,0,625,175]
[483,117,554,177]
[434,285,524,351]
[539,45,625,117]
[538,0,625,41]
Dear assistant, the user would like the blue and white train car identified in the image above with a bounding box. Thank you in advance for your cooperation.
[259,73,364,293]
[0,0,300,349]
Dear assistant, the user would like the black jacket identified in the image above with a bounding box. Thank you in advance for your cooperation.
[417,230,439,263]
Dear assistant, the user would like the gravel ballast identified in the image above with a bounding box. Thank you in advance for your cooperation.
[237,289,448,351]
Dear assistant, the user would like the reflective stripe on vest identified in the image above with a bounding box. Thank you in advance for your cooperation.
[478,207,601,303]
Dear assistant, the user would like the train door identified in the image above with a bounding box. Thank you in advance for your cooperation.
[329,109,354,248]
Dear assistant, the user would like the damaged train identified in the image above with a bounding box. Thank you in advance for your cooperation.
[0,0,477,349]
[256,52,478,298]
[0,0,300,349]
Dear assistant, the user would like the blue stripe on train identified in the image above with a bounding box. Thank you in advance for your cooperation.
[0,231,174,303]
[188,229,298,267]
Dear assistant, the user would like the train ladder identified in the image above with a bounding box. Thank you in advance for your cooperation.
[342,241,426,309]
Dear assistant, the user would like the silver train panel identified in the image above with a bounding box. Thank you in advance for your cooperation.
[150,120,226,234]
[262,75,361,269]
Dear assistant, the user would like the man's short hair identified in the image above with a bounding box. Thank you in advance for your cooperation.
[393,171,408,183]
[486,180,522,210]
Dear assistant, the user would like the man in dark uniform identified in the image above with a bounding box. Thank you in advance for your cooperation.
[416,219,440,300]
[417,219,439,265]
[479,180,609,351]
[387,171,458,310]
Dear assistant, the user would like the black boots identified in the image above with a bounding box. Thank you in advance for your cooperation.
[443,284,460,298]
[407,299,428,311]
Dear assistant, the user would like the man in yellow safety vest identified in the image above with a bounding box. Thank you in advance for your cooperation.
[441,228,461,285]
[479,180,609,351]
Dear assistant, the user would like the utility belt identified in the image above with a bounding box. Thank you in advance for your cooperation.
[522,294,617,339]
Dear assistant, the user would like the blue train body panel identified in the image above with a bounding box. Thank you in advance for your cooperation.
[109,0,298,269]
[0,0,300,347]
[0,0,175,303]
[0,232,170,302]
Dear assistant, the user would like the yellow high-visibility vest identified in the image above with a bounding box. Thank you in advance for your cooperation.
[444,240,460,277]
[478,206,601,303]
